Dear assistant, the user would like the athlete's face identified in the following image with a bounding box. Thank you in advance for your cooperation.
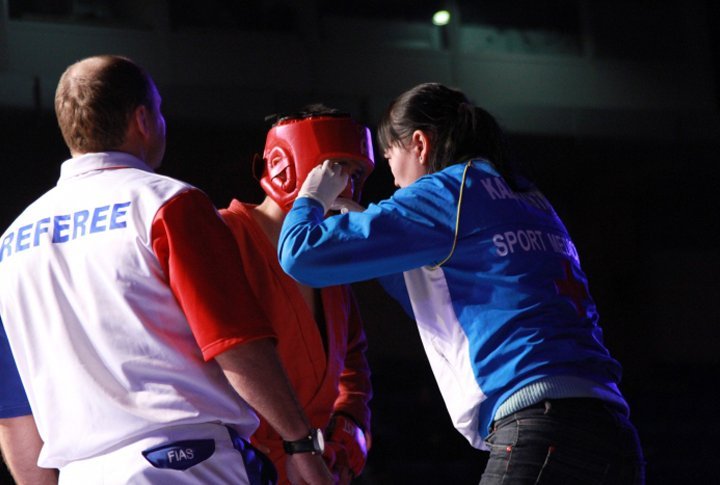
[332,158,370,199]
[384,142,427,188]
[145,82,166,170]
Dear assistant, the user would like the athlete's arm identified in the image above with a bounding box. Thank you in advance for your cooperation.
[0,415,58,485]
[152,189,332,484]
[215,340,333,485]
[323,288,371,480]
[333,288,372,432]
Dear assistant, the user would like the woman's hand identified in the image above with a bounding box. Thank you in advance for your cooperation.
[297,160,350,213]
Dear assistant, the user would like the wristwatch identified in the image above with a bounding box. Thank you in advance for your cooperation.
[283,428,325,455]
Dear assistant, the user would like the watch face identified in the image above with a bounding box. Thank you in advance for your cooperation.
[314,428,325,453]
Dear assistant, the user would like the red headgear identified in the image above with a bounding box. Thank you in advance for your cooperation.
[260,112,375,211]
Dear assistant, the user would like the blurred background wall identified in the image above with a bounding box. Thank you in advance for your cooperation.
[1,1,719,483]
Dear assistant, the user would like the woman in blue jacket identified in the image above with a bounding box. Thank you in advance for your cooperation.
[278,82,645,484]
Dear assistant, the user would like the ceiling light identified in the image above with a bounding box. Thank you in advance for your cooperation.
[432,10,451,26]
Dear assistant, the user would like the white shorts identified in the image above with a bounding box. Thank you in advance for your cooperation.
[59,423,268,485]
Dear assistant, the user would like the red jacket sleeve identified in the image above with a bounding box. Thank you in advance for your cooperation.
[333,287,372,433]
[151,189,275,360]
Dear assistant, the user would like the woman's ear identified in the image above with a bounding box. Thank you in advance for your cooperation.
[411,129,431,165]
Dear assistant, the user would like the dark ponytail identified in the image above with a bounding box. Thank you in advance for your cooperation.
[378,83,527,191]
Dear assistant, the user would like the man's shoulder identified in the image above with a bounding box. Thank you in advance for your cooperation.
[220,199,265,227]
[143,170,195,190]
[128,170,197,203]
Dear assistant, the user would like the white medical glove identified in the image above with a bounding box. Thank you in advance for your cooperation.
[330,198,365,214]
[297,160,350,213]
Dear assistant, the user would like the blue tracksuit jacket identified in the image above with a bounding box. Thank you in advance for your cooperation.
[279,159,627,448]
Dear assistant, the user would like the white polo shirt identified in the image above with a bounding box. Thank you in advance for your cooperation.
[0,152,274,468]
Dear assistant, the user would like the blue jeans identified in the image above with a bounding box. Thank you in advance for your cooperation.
[480,398,645,484]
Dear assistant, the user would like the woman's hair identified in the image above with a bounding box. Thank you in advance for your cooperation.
[378,82,526,190]
[55,55,154,153]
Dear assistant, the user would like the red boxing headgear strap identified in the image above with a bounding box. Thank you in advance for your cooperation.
[260,113,375,211]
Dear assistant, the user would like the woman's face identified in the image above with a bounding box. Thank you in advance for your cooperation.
[384,142,427,188]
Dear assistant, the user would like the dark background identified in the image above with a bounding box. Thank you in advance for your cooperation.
[2,1,720,483]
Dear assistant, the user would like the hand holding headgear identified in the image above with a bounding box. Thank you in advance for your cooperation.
[297,160,350,213]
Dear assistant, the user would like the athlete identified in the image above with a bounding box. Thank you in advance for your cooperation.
[0,55,332,484]
[278,83,646,483]
[220,106,373,485]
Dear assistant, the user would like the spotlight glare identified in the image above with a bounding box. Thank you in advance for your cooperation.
[432,10,450,26]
